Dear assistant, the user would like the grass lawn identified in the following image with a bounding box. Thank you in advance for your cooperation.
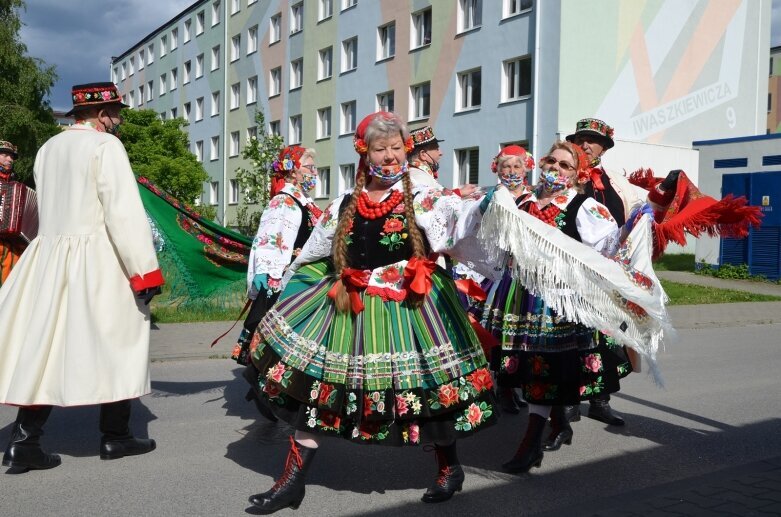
[654,253,695,272]
[662,280,781,305]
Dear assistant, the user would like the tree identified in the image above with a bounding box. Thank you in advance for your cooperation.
[232,109,283,235]
[0,0,60,184]
[119,108,209,210]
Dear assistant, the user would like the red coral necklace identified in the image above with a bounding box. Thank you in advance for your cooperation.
[356,191,404,220]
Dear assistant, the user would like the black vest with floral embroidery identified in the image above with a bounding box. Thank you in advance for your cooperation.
[338,194,421,270]
[281,193,317,261]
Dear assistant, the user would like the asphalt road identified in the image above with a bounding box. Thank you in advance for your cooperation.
[1,321,780,516]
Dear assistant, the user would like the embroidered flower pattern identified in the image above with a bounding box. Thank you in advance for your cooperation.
[309,380,338,408]
[582,353,603,373]
[395,391,423,417]
[524,382,557,401]
[589,205,615,222]
[402,422,421,444]
[379,215,406,251]
[363,391,387,417]
[454,401,493,431]
[502,355,519,374]
[266,362,293,388]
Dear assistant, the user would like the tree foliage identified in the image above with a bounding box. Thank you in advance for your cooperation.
[119,108,209,206]
[0,0,60,184]
[233,109,284,235]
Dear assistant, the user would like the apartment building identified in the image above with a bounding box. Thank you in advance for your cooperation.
[112,0,770,225]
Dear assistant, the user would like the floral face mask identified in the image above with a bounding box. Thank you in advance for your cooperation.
[367,161,408,185]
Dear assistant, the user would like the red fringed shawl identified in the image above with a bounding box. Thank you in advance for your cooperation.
[628,169,763,259]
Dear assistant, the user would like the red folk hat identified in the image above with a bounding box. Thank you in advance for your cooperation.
[490,145,535,172]
[565,118,615,150]
[66,82,129,116]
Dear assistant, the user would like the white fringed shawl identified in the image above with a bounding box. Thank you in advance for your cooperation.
[479,188,675,384]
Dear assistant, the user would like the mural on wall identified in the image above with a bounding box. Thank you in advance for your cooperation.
[560,0,766,145]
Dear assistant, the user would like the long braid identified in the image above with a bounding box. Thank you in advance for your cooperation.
[331,170,366,312]
[401,172,427,308]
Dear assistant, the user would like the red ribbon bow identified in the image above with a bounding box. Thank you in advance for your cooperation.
[589,167,605,191]
[328,268,371,314]
[403,257,436,296]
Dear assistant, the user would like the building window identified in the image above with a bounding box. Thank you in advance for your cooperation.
[170,68,178,91]
[212,1,221,26]
[211,45,220,71]
[341,37,357,73]
[229,179,239,204]
[196,54,204,78]
[410,82,430,120]
[160,35,167,57]
[184,102,191,120]
[318,47,333,80]
[315,166,330,199]
[183,60,191,83]
[196,10,205,35]
[411,8,432,49]
[269,120,281,136]
[504,0,533,18]
[127,90,134,108]
[377,23,395,61]
[121,62,126,81]
[341,0,357,10]
[170,107,177,119]
[248,0,257,4]
[195,140,204,162]
[289,115,302,144]
[340,101,356,134]
[209,181,219,204]
[246,126,257,143]
[769,93,773,113]
[230,0,240,15]
[457,68,481,110]
[230,83,240,110]
[458,0,482,33]
[318,0,333,21]
[147,43,154,64]
[129,57,135,76]
[376,91,394,113]
[229,131,240,157]
[137,85,144,106]
[269,67,281,96]
[270,14,281,44]
[184,19,192,42]
[246,76,257,104]
[317,107,332,139]
[290,3,303,34]
[138,49,145,70]
[196,97,204,120]
[210,136,220,160]
[340,163,355,192]
[146,80,153,101]
[456,148,480,184]
[503,55,532,101]
[171,28,178,50]
[247,25,258,54]
[231,35,240,62]
[160,112,166,121]
[211,91,220,116]
[290,58,303,89]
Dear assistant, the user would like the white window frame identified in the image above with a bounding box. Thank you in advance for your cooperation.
[502,55,533,101]
[212,1,221,26]
[195,140,204,162]
[315,166,330,199]
[503,0,533,18]
[183,60,191,83]
[138,49,145,70]
[171,28,178,50]
[184,101,191,120]
[270,14,281,44]
[184,19,192,42]
[147,43,155,64]
[210,136,220,161]
[317,107,332,139]
[290,58,303,90]
[160,35,167,57]
[170,68,178,91]
[410,82,430,120]
[377,22,395,61]
[211,45,220,71]
[376,90,394,113]
[121,62,126,81]
[339,163,355,192]
[146,81,153,101]
[269,67,282,96]
[231,35,240,62]
[127,90,134,109]
[341,37,357,73]
[269,120,281,137]
[457,0,482,33]
[137,85,144,106]
[209,180,219,204]
[229,131,240,158]
[341,0,357,10]
[340,101,356,135]
[195,97,204,121]
[456,67,481,111]
[196,54,204,78]
[289,115,302,144]
[170,107,178,119]
[411,8,432,49]
[230,0,240,15]
[247,25,258,54]
[230,83,240,110]
[318,47,333,80]
[211,91,220,116]
[196,10,205,35]
[129,57,135,76]
[318,0,333,21]
[246,125,257,143]
[246,76,257,104]
[229,179,239,204]
[456,148,480,185]
[290,3,303,34]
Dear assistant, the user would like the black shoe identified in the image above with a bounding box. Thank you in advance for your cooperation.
[502,413,545,474]
[563,405,581,423]
[421,443,465,503]
[542,428,573,451]
[3,406,61,473]
[588,399,625,426]
[100,437,156,460]
[249,437,317,514]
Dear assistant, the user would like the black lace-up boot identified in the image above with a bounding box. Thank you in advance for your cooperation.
[421,442,465,503]
[248,437,317,514]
